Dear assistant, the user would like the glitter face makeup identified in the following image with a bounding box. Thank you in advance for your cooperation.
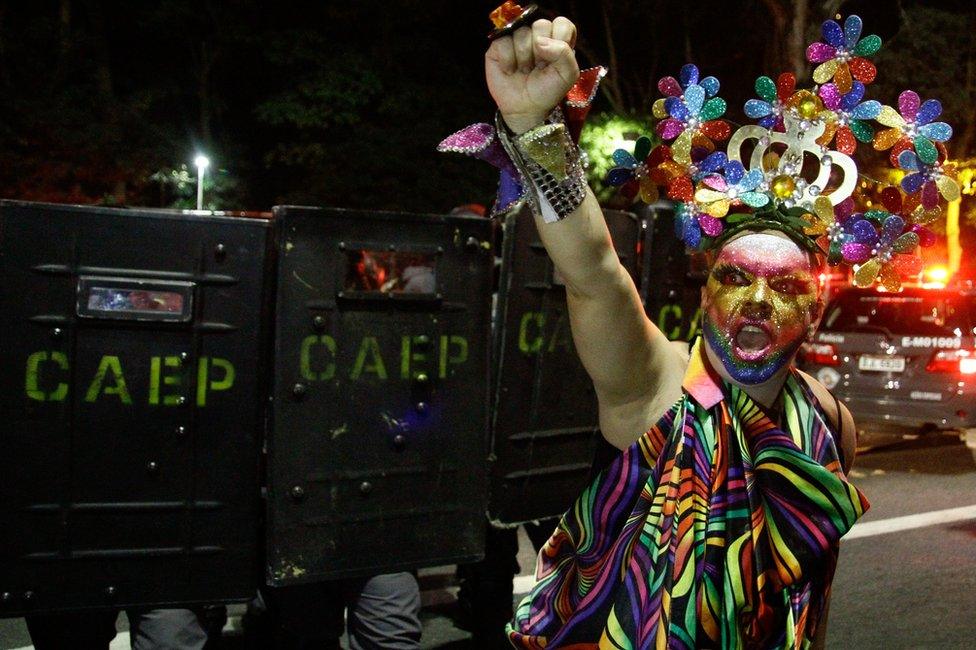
[702,232,821,385]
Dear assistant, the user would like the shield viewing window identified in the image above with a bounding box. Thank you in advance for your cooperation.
[76,277,195,322]
[344,250,437,295]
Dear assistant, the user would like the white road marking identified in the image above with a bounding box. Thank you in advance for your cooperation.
[843,504,976,540]
[511,504,976,595]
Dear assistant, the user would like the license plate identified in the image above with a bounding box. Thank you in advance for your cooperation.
[858,355,906,372]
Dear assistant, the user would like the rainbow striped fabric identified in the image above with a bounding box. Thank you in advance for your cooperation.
[508,343,869,649]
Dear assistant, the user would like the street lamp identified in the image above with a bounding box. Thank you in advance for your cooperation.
[194,154,210,210]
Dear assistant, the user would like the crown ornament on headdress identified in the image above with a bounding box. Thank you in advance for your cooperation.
[608,15,961,291]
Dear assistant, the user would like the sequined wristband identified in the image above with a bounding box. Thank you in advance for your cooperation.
[495,110,587,223]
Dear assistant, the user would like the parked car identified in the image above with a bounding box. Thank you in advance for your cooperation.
[799,284,976,434]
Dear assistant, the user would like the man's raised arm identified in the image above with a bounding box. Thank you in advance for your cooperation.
[485,17,686,448]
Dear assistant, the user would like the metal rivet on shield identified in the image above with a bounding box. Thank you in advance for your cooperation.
[214,243,227,260]
[22,591,34,602]
[359,481,373,496]
[465,236,480,252]
[52,327,62,338]
[105,586,116,598]
[176,396,187,406]
[0,592,11,603]
[393,434,407,450]
[338,241,346,251]
[179,352,189,362]
[415,402,428,414]
[146,461,158,474]
[290,485,305,502]
[312,315,326,330]
[414,335,430,347]
[414,373,429,386]
[292,383,307,399]
[175,426,187,437]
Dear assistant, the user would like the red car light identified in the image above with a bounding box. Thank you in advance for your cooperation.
[961,357,976,375]
[800,342,839,366]
[927,349,976,374]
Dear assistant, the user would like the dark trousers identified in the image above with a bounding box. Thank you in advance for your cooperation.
[455,520,556,646]
[25,607,224,650]
[257,572,422,650]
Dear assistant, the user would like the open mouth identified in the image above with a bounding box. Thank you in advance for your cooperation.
[733,323,772,360]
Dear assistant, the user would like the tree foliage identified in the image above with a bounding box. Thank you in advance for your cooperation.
[0,0,972,234]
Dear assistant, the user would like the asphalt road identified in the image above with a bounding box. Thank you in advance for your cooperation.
[2,429,975,649]
[825,429,976,648]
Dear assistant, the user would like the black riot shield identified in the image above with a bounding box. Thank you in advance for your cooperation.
[638,202,706,343]
[268,206,492,585]
[489,205,640,524]
[0,200,271,615]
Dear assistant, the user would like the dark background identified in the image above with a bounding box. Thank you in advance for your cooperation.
[0,0,973,225]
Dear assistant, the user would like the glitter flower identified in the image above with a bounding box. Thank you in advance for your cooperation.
[881,187,942,232]
[806,15,881,94]
[842,212,921,290]
[607,140,702,204]
[654,67,731,166]
[674,202,723,250]
[654,64,720,105]
[897,145,960,210]
[607,136,666,203]
[808,198,864,266]
[879,186,939,245]
[744,73,796,132]
[805,196,841,236]
[817,81,881,155]
[686,151,727,182]
[693,160,768,218]
[874,90,953,166]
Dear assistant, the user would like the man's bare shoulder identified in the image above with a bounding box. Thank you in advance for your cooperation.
[797,369,857,472]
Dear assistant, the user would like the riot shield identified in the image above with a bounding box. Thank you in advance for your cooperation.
[489,204,640,524]
[0,200,271,615]
[268,206,492,585]
[638,202,706,343]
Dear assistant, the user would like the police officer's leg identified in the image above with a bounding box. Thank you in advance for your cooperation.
[263,582,344,649]
[196,605,228,647]
[455,523,520,644]
[25,610,119,650]
[345,572,422,650]
[242,591,273,649]
[126,608,210,650]
[523,517,559,553]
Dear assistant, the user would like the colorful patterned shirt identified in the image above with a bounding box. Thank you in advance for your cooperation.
[508,341,868,649]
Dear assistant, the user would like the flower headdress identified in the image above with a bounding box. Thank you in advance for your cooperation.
[608,15,960,290]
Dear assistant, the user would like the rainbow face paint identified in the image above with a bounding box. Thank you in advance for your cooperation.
[702,232,820,385]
